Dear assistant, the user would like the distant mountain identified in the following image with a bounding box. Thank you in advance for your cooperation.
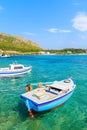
[0,32,43,54]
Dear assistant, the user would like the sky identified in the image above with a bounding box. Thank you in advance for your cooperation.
[0,0,87,49]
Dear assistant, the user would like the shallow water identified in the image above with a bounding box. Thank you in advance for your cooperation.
[0,55,87,130]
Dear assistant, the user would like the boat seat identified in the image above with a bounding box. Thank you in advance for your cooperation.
[32,93,50,100]
[46,89,58,95]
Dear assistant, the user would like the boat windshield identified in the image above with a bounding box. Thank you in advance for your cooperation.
[14,66,23,69]
[46,86,62,95]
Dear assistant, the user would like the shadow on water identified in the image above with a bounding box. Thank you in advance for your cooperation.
[14,99,65,120]
[34,102,65,119]
[13,100,51,120]
[13,100,29,121]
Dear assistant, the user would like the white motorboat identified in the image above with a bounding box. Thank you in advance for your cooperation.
[0,63,32,77]
[0,53,10,58]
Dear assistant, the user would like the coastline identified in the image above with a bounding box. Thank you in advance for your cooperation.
[1,52,87,56]
[0,49,87,56]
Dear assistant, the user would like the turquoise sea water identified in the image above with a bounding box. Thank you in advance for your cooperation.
[0,55,87,130]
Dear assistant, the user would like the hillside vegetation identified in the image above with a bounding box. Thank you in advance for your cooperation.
[0,32,43,54]
[0,32,86,55]
[45,48,87,54]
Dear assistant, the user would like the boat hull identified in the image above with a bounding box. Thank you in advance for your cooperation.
[24,90,74,112]
[0,67,32,77]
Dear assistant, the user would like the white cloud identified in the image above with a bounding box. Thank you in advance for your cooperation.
[59,29,71,33]
[47,28,58,33]
[0,6,4,10]
[72,12,87,31]
[23,32,36,36]
[46,28,71,33]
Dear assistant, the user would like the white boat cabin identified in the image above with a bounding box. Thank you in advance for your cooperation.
[9,64,24,70]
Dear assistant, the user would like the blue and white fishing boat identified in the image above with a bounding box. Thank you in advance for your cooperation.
[0,63,32,77]
[21,78,76,117]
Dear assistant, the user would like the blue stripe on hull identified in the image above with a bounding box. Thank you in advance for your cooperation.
[37,91,73,111]
[0,68,31,77]
[25,90,74,112]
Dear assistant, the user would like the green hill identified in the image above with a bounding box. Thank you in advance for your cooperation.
[0,32,43,54]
